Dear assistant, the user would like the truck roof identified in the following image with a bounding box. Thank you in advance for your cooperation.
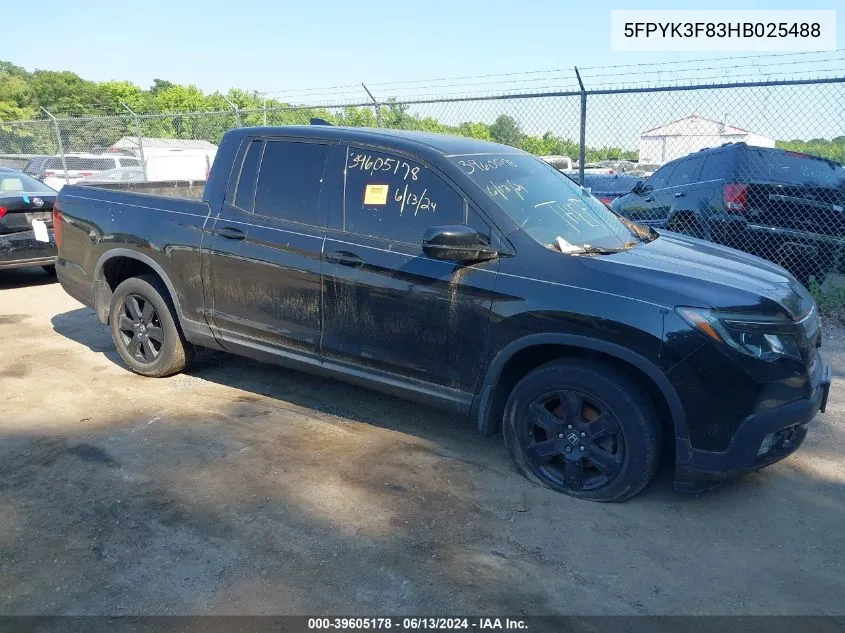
[222,126,523,159]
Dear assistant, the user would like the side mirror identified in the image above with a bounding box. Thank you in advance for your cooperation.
[631,181,646,195]
[422,225,499,263]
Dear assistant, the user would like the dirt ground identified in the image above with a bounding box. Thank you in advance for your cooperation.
[1,266,845,616]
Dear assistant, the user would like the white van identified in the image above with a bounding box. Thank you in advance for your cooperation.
[144,152,211,181]
[80,152,212,185]
[41,154,143,190]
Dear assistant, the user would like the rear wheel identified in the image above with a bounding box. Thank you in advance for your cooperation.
[109,275,193,377]
[667,214,704,239]
[503,359,661,502]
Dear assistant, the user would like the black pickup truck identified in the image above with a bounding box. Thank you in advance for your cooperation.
[55,125,831,502]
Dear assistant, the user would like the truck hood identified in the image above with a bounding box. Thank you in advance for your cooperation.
[580,232,814,319]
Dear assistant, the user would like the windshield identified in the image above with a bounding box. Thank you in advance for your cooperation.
[0,172,56,196]
[452,153,638,251]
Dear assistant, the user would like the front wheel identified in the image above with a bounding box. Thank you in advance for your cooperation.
[667,214,704,239]
[503,359,662,502]
[109,275,194,377]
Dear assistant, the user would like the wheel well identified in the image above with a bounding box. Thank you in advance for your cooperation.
[486,344,675,456]
[101,257,157,291]
[96,257,167,323]
[668,210,702,228]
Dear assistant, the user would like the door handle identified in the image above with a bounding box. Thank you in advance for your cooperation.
[644,196,654,202]
[215,226,246,240]
[325,250,364,267]
[674,192,686,198]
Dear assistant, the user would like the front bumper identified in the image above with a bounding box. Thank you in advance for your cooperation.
[674,363,831,492]
[0,228,57,270]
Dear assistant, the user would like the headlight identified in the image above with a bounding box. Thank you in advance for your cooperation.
[676,307,802,361]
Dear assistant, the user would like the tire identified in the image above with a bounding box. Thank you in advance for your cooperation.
[503,359,661,502]
[108,274,194,377]
[42,264,56,275]
[667,214,704,239]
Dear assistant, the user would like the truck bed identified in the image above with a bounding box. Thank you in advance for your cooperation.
[55,182,212,334]
[78,179,208,200]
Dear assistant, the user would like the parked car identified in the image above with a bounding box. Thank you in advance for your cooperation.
[142,152,211,181]
[612,143,845,281]
[540,155,574,171]
[0,154,40,171]
[53,126,830,502]
[38,154,144,190]
[0,167,57,272]
[22,155,55,178]
[79,154,211,185]
[563,173,642,206]
[80,167,146,184]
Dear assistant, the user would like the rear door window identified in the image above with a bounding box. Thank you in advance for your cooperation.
[667,155,705,187]
[343,147,464,244]
[228,140,264,212]
[699,153,727,182]
[119,158,141,167]
[253,140,330,226]
[645,162,677,190]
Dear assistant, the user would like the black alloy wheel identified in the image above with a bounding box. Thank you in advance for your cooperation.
[522,389,624,493]
[116,293,164,364]
[503,359,661,502]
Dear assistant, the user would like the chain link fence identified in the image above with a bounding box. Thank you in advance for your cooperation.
[1,75,843,284]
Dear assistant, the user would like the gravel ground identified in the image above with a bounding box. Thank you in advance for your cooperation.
[1,266,844,617]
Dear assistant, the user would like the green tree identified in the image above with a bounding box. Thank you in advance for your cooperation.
[457,122,493,141]
[0,74,35,121]
[95,81,145,115]
[2,58,842,170]
[489,115,524,148]
[776,138,845,164]
[149,79,176,94]
[28,70,99,115]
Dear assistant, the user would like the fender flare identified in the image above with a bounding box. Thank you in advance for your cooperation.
[472,333,689,442]
[93,249,186,325]
[665,209,707,237]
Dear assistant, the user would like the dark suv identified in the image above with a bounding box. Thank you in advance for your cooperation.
[613,143,845,281]
[55,127,831,502]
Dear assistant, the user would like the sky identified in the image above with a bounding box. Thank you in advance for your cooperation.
[3,0,843,97]
[2,0,842,148]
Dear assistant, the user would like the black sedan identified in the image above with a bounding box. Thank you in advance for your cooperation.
[563,172,642,206]
[0,167,58,273]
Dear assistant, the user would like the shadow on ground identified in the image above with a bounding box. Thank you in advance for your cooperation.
[0,267,57,290]
[28,306,845,617]
[51,307,679,486]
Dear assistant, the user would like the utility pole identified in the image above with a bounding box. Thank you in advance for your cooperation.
[263,93,267,126]
[40,107,69,184]
[121,102,147,180]
[362,83,381,127]
[575,67,587,187]
[222,95,243,127]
